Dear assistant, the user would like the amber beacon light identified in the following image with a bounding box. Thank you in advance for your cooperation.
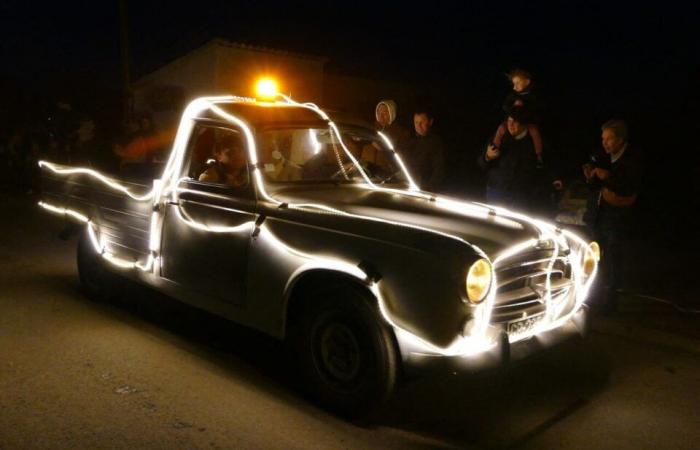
[255,77,279,100]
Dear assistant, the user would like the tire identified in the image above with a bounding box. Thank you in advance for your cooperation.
[76,229,119,302]
[293,286,399,417]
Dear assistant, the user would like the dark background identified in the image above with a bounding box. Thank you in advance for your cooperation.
[1,0,698,239]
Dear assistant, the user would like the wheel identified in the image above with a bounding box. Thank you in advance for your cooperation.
[76,228,119,301]
[292,286,399,417]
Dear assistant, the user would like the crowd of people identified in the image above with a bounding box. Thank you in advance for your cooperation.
[375,69,643,314]
[374,69,559,211]
[0,102,171,193]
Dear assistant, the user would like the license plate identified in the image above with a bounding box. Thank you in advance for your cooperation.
[507,314,545,336]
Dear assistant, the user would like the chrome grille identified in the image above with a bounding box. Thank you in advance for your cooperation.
[491,244,573,324]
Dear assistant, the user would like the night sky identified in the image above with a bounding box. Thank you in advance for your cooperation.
[2,1,699,232]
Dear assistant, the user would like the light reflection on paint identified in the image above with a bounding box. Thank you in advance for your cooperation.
[308,129,322,155]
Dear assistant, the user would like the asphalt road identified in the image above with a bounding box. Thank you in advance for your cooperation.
[1,192,699,449]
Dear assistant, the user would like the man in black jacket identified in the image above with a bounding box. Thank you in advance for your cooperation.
[478,106,561,212]
[401,109,446,192]
[583,119,644,313]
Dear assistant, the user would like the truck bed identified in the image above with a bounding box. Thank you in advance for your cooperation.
[40,161,162,265]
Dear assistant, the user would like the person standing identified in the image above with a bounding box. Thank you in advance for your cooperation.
[363,100,411,169]
[401,109,445,192]
[478,106,561,211]
[374,100,410,149]
[583,119,643,313]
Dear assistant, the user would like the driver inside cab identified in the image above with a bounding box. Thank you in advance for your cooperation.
[198,135,248,187]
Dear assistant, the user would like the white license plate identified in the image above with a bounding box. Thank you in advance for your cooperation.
[507,314,545,335]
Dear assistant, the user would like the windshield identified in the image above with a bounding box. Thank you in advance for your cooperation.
[256,126,409,185]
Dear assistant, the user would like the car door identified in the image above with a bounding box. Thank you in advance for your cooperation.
[160,123,257,306]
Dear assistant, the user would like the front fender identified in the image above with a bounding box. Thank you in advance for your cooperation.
[246,215,482,348]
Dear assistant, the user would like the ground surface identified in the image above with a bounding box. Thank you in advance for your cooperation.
[1,193,699,449]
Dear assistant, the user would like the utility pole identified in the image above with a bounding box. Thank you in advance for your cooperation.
[119,0,132,123]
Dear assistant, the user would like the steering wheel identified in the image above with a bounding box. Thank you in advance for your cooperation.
[330,160,372,180]
[377,170,401,185]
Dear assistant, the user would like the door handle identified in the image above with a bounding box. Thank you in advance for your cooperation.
[252,215,266,237]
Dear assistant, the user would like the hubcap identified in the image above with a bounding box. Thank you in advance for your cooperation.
[318,322,361,382]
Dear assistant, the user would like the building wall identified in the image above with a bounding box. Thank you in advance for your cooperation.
[132,42,218,114]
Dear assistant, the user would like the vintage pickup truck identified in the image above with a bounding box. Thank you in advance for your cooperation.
[39,93,599,415]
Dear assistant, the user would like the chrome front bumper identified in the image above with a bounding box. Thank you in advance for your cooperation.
[400,306,590,375]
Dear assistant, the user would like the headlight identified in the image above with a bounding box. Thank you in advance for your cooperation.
[583,241,600,276]
[466,258,493,304]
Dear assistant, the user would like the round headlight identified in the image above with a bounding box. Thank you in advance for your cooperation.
[466,258,493,304]
[583,241,600,276]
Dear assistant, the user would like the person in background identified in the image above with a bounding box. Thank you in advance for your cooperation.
[114,114,172,168]
[583,119,643,313]
[495,69,544,164]
[374,100,410,149]
[401,109,445,192]
[72,116,98,165]
[47,100,79,164]
[362,100,411,169]
[114,115,150,167]
[502,68,542,116]
[478,106,562,212]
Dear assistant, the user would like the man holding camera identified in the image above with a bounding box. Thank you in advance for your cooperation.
[583,119,644,313]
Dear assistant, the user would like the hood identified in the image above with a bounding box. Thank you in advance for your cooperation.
[265,184,544,257]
